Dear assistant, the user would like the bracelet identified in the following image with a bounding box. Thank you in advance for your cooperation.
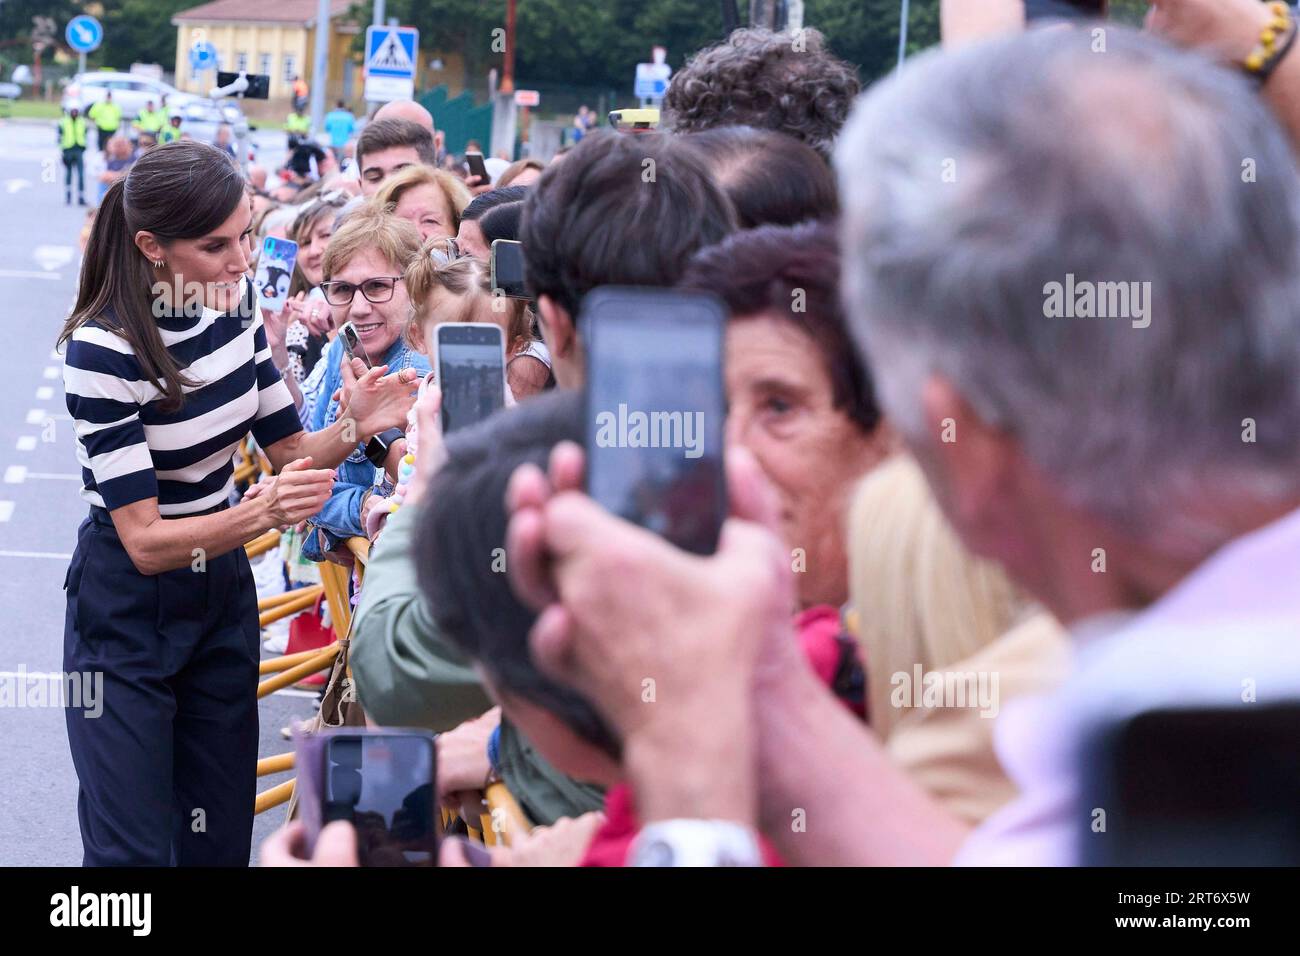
[1244,2,1296,82]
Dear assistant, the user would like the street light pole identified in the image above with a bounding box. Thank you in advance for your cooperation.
[310,0,329,136]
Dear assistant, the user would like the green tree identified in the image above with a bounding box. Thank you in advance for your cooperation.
[96,0,199,71]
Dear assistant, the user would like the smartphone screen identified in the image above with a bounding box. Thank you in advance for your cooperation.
[340,321,372,369]
[322,731,438,867]
[490,239,528,299]
[1079,703,1300,865]
[255,237,298,314]
[465,151,489,183]
[581,287,727,555]
[435,323,505,434]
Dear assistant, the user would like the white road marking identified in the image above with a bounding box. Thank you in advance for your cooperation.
[25,472,80,481]
[4,465,26,484]
[0,270,60,281]
[0,502,13,522]
[4,179,32,194]
[15,436,36,451]
[25,410,46,425]
[33,245,74,272]
[43,367,58,379]
[35,386,53,400]
[0,551,71,560]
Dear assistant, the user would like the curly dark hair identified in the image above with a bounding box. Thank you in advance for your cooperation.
[662,27,861,160]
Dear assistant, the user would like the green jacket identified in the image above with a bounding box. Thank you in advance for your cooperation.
[87,100,122,132]
[134,108,165,134]
[349,502,605,826]
[59,115,87,150]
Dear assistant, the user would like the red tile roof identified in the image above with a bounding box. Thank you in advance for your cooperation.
[172,0,354,25]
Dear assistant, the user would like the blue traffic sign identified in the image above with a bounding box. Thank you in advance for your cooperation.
[189,41,218,71]
[365,26,418,79]
[66,15,103,54]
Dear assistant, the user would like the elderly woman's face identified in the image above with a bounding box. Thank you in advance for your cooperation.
[394,183,455,242]
[328,247,409,359]
[725,312,887,609]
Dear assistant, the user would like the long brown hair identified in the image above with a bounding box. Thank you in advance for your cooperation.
[59,141,248,412]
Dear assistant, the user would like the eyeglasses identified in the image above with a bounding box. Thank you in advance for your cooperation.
[320,275,404,306]
[428,237,463,266]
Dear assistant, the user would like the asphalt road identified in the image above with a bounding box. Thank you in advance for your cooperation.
[0,119,309,866]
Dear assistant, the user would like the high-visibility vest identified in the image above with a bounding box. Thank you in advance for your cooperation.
[59,115,88,150]
[135,108,164,133]
[88,100,122,132]
[158,124,181,144]
[285,113,311,135]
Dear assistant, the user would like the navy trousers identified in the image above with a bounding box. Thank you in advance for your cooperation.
[63,507,261,866]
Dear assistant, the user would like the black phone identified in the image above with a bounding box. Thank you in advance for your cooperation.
[465,151,490,183]
[1025,0,1106,21]
[339,320,373,369]
[435,322,506,434]
[1078,703,1300,866]
[490,239,529,299]
[322,731,438,866]
[581,286,727,555]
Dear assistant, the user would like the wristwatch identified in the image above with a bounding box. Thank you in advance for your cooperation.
[363,427,404,467]
[628,820,762,867]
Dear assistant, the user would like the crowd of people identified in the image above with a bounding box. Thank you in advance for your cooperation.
[59,0,1300,869]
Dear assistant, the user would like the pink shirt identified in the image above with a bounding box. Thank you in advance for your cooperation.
[956,506,1300,865]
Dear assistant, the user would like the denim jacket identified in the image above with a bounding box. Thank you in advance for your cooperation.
[301,334,429,561]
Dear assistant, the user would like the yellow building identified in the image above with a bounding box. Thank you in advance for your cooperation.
[170,0,372,108]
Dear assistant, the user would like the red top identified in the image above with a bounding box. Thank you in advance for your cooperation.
[578,605,863,866]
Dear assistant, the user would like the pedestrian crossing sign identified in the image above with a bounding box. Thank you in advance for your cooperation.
[364,25,418,103]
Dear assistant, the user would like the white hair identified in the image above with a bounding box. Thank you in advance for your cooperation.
[836,26,1300,543]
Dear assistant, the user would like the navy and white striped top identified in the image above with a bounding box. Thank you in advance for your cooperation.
[63,278,303,516]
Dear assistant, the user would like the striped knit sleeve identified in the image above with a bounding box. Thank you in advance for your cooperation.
[250,315,304,450]
[63,327,158,510]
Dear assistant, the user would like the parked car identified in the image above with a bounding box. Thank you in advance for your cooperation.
[61,71,193,120]
[177,96,251,144]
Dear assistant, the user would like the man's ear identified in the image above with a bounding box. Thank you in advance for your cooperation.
[536,294,575,358]
[918,374,1017,541]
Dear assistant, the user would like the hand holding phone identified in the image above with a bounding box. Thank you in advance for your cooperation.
[435,323,506,434]
[255,237,298,314]
[465,151,490,184]
[294,727,439,867]
[490,239,529,299]
[581,287,727,555]
[339,320,373,369]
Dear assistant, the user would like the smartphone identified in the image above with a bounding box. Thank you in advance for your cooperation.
[295,728,439,867]
[435,322,506,434]
[581,287,727,555]
[254,237,297,314]
[465,151,490,183]
[339,321,373,369]
[490,239,529,299]
[608,107,660,132]
[1025,0,1106,21]
[1078,703,1300,865]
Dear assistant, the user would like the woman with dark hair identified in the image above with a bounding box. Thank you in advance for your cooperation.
[685,126,838,228]
[478,200,524,247]
[58,141,415,866]
[454,184,529,260]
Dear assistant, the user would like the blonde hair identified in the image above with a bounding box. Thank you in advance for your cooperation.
[403,237,536,354]
[373,164,472,231]
[849,455,1026,737]
[321,200,424,282]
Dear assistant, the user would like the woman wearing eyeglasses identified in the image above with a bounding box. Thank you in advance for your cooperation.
[296,203,432,564]
[58,142,416,866]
